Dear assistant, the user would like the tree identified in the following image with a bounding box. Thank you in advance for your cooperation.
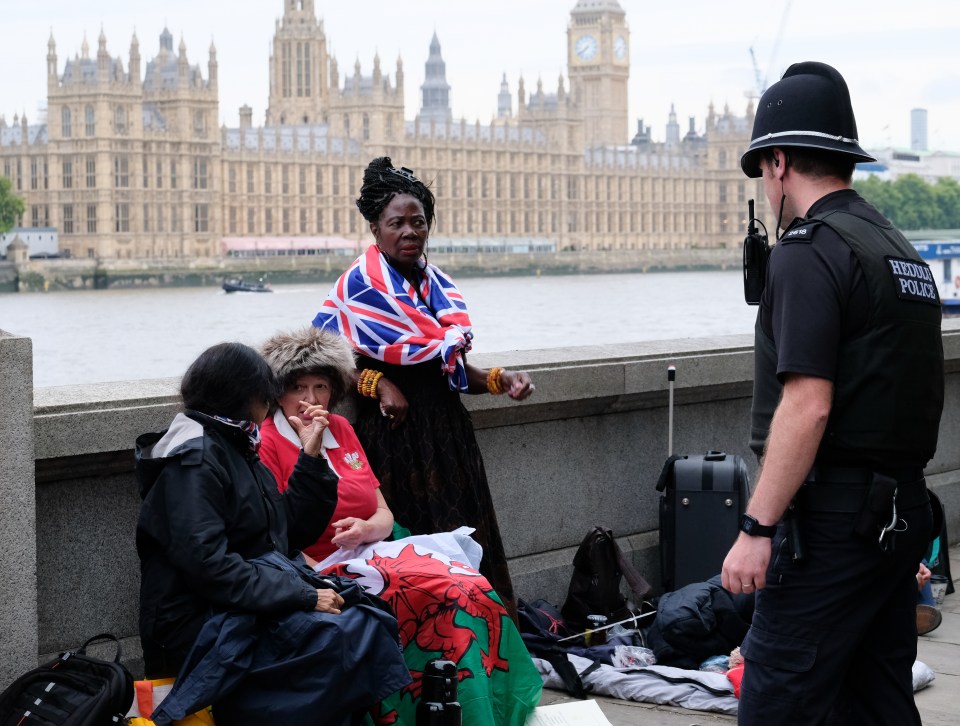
[854,173,960,231]
[0,176,25,234]
[934,177,960,229]
[894,174,943,230]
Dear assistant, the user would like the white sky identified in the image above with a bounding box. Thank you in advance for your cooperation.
[4,0,960,152]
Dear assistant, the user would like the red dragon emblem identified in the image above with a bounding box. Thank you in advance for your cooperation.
[323,543,510,702]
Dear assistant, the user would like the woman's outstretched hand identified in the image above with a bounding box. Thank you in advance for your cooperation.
[501,370,535,400]
[289,402,329,457]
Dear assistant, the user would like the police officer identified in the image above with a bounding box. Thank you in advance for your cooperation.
[721,61,944,725]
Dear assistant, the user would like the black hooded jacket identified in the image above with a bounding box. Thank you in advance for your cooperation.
[135,410,339,676]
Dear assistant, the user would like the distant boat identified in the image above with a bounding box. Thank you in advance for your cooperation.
[222,278,273,293]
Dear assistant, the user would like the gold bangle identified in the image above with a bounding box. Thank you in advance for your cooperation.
[358,369,383,399]
[487,367,505,395]
[358,369,373,397]
[369,371,383,399]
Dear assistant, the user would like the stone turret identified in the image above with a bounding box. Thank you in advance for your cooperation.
[419,32,452,124]
[129,33,140,81]
[665,103,680,146]
[178,36,188,79]
[47,32,57,80]
[497,73,511,118]
[97,28,109,76]
[239,104,253,130]
[208,40,218,88]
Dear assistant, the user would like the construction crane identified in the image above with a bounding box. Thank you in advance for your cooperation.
[747,0,793,99]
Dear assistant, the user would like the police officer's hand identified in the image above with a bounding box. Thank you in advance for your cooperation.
[721,533,772,594]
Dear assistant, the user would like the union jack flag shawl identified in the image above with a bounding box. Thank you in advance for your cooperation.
[312,244,474,391]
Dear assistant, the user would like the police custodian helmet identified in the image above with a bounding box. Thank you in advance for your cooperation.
[740,61,876,178]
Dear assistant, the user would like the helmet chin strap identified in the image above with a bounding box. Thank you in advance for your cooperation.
[776,181,787,235]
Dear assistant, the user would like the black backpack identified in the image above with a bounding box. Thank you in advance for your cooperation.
[560,527,653,632]
[0,634,134,726]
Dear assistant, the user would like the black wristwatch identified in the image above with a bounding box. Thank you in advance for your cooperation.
[739,514,777,538]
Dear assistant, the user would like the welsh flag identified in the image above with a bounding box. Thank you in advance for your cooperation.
[316,530,542,725]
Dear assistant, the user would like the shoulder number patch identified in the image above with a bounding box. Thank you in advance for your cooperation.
[886,256,941,306]
[780,220,820,244]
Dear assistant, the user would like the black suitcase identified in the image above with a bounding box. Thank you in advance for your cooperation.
[656,366,750,592]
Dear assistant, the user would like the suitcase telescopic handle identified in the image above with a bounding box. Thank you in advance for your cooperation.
[667,365,676,457]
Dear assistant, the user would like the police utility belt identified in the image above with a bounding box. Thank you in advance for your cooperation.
[789,465,928,556]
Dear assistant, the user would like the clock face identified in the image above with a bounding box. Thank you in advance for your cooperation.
[614,35,627,60]
[575,34,598,61]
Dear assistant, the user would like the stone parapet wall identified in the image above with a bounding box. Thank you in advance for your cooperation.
[2,323,959,684]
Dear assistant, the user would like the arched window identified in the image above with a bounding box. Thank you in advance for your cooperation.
[84,106,95,136]
[61,107,72,138]
[718,150,727,169]
[362,113,370,140]
[343,114,350,137]
[115,106,126,133]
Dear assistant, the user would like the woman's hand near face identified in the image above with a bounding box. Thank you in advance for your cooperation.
[314,588,344,614]
[376,376,409,429]
[501,370,535,400]
[288,401,329,457]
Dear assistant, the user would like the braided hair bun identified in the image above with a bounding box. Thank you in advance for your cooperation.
[356,157,435,228]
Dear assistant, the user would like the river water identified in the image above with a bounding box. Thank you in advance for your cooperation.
[1,270,758,388]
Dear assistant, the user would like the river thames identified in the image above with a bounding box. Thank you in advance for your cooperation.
[1,270,757,388]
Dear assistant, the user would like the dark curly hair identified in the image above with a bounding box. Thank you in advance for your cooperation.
[180,342,280,421]
[355,157,435,229]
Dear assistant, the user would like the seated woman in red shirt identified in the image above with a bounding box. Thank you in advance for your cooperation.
[258,327,540,726]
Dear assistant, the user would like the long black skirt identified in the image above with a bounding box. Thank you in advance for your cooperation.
[353,358,517,617]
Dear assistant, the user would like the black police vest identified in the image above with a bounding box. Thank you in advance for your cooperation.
[815,209,944,465]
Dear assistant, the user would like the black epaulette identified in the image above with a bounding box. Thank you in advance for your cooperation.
[780,219,822,244]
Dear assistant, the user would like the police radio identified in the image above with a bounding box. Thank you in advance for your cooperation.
[742,199,770,306]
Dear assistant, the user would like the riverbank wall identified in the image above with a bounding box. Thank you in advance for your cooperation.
[0,247,741,292]
[2,324,960,686]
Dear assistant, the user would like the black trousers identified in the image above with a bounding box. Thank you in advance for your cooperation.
[738,486,932,726]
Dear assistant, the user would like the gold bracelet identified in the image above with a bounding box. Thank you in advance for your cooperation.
[358,369,375,398]
[358,369,383,399]
[487,367,505,395]
[368,371,383,399]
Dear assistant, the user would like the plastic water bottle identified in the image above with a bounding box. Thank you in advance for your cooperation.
[416,659,461,726]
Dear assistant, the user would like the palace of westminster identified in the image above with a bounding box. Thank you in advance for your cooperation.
[0,0,760,261]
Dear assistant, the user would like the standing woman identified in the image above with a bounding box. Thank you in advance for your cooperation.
[312,157,534,615]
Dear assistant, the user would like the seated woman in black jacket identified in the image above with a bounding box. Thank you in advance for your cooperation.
[135,343,408,724]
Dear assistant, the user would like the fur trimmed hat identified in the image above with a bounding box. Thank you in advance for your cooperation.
[260,326,356,402]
